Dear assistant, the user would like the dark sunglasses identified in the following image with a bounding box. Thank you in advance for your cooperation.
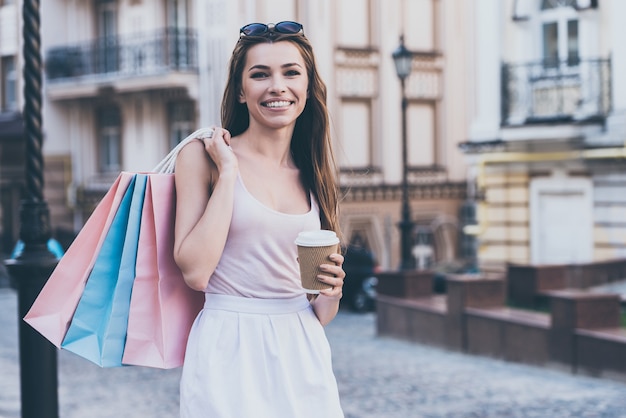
[240,21,304,37]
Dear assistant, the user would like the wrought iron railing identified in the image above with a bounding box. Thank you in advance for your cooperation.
[501,58,611,126]
[45,28,198,80]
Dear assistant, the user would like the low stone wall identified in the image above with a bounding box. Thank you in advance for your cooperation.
[507,264,568,307]
[376,271,626,381]
[507,260,626,308]
[376,295,448,348]
[376,270,434,299]
[464,307,551,365]
[576,328,626,379]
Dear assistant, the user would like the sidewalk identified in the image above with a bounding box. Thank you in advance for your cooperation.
[2,286,626,417]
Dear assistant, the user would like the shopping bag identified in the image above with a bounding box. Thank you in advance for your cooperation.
[23,127,212,367]
[122,174,204,369]
[23,173,135,347]
[61,174,147,367]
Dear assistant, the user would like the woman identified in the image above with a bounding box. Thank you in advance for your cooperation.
[174,21,345,417]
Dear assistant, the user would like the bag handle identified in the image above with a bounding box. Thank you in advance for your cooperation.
[152,127,214,174]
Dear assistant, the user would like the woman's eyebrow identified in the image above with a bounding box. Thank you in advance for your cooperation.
[247,62,304,72]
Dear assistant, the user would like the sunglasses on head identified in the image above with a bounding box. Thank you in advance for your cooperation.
[240,21,304,37]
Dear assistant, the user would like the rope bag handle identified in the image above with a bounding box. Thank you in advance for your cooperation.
[152,127,214,174]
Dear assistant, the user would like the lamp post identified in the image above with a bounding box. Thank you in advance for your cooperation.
[5,1,60,417]
[392,35,416,270]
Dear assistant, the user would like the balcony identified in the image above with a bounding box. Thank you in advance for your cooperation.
[45,28,198,101]
[501,58,611,127]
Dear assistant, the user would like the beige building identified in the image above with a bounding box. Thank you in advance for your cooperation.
[464,0,626,271]
[0,0,471,270]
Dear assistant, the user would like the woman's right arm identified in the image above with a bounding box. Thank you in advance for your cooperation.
[173,129,238,291]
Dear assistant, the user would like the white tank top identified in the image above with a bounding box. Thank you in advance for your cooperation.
[205,174,322,298]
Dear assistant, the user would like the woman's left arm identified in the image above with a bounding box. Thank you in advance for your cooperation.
[310,253,345,326]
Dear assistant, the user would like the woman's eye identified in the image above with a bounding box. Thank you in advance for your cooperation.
[250,72,268,79]
[285,70,301,76]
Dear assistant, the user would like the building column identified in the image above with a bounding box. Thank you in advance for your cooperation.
[605,0,626,142]
[196,0,232,127]
[468,0,501,142]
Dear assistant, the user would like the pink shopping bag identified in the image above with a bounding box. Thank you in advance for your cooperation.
[23,173,135,347]
[122,173,204,369]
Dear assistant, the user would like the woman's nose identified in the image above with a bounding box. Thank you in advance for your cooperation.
[269,76,287,93]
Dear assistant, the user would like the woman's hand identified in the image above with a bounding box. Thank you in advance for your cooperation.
[310,252,345,326]
[317,253,345,299]
[197,127,238,176]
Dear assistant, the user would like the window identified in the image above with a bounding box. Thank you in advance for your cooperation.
[540,0,579,67]
[567,19,579,65]
[336,0,370,48]
[166,0,190,68]
[167,0,188,29]
[97,106,122,173]
[404,0,436,51]
[339,100,372,168]
[97,0,117,38]
[168,101,194,150]
[1,56,18,112]
[97,0,118,73]
[542,22,558,65]
[408,103,435,166]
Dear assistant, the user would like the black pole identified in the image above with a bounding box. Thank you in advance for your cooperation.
[398,77,415,270]
[5,1,60,417]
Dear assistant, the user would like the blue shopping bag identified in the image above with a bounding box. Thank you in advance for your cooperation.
[61,173,148,367]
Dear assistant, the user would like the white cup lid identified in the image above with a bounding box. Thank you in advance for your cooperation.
[294,230,339,246]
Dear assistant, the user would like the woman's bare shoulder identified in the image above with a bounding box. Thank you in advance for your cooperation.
[176,139,205,162]
[176,140,214,173]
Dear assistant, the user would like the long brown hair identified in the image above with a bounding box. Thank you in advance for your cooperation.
[221,33,341,236]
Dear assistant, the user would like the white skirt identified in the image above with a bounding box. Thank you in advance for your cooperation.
[179,293,344,418]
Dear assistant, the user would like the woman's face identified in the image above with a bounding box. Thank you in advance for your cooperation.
[239,41,309,132]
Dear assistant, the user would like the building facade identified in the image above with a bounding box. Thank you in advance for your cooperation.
[0,0,471,270]
[0,0,25,253]
[464,0,626,271]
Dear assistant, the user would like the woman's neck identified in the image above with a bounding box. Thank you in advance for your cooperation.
[234,125,295,168]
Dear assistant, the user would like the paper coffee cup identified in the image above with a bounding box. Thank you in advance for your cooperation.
[295,230,340,294]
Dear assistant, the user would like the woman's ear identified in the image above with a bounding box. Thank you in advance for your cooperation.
[238,91,246,103]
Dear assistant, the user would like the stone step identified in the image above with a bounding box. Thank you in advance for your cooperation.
[577,327,626,343]
[377,294,447,314]
[465,306,551,328]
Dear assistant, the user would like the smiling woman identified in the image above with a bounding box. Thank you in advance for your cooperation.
[238,42,309,132]
[173,23,345,418]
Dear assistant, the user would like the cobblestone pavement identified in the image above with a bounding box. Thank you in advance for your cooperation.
[2,287,626,417]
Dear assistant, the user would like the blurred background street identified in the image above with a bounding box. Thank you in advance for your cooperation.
[2,284,626,418]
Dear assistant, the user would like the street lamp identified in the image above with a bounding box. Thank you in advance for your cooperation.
[4,1,60,417]
[392,35,416,270]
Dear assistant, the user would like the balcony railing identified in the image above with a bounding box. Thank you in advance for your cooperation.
[45,28,198,81]
[501,58,611,126]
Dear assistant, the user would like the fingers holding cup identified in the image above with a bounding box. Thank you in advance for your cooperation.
[295,230,340,294]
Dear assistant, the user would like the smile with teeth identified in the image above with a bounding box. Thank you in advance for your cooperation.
[262,100,293,108]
